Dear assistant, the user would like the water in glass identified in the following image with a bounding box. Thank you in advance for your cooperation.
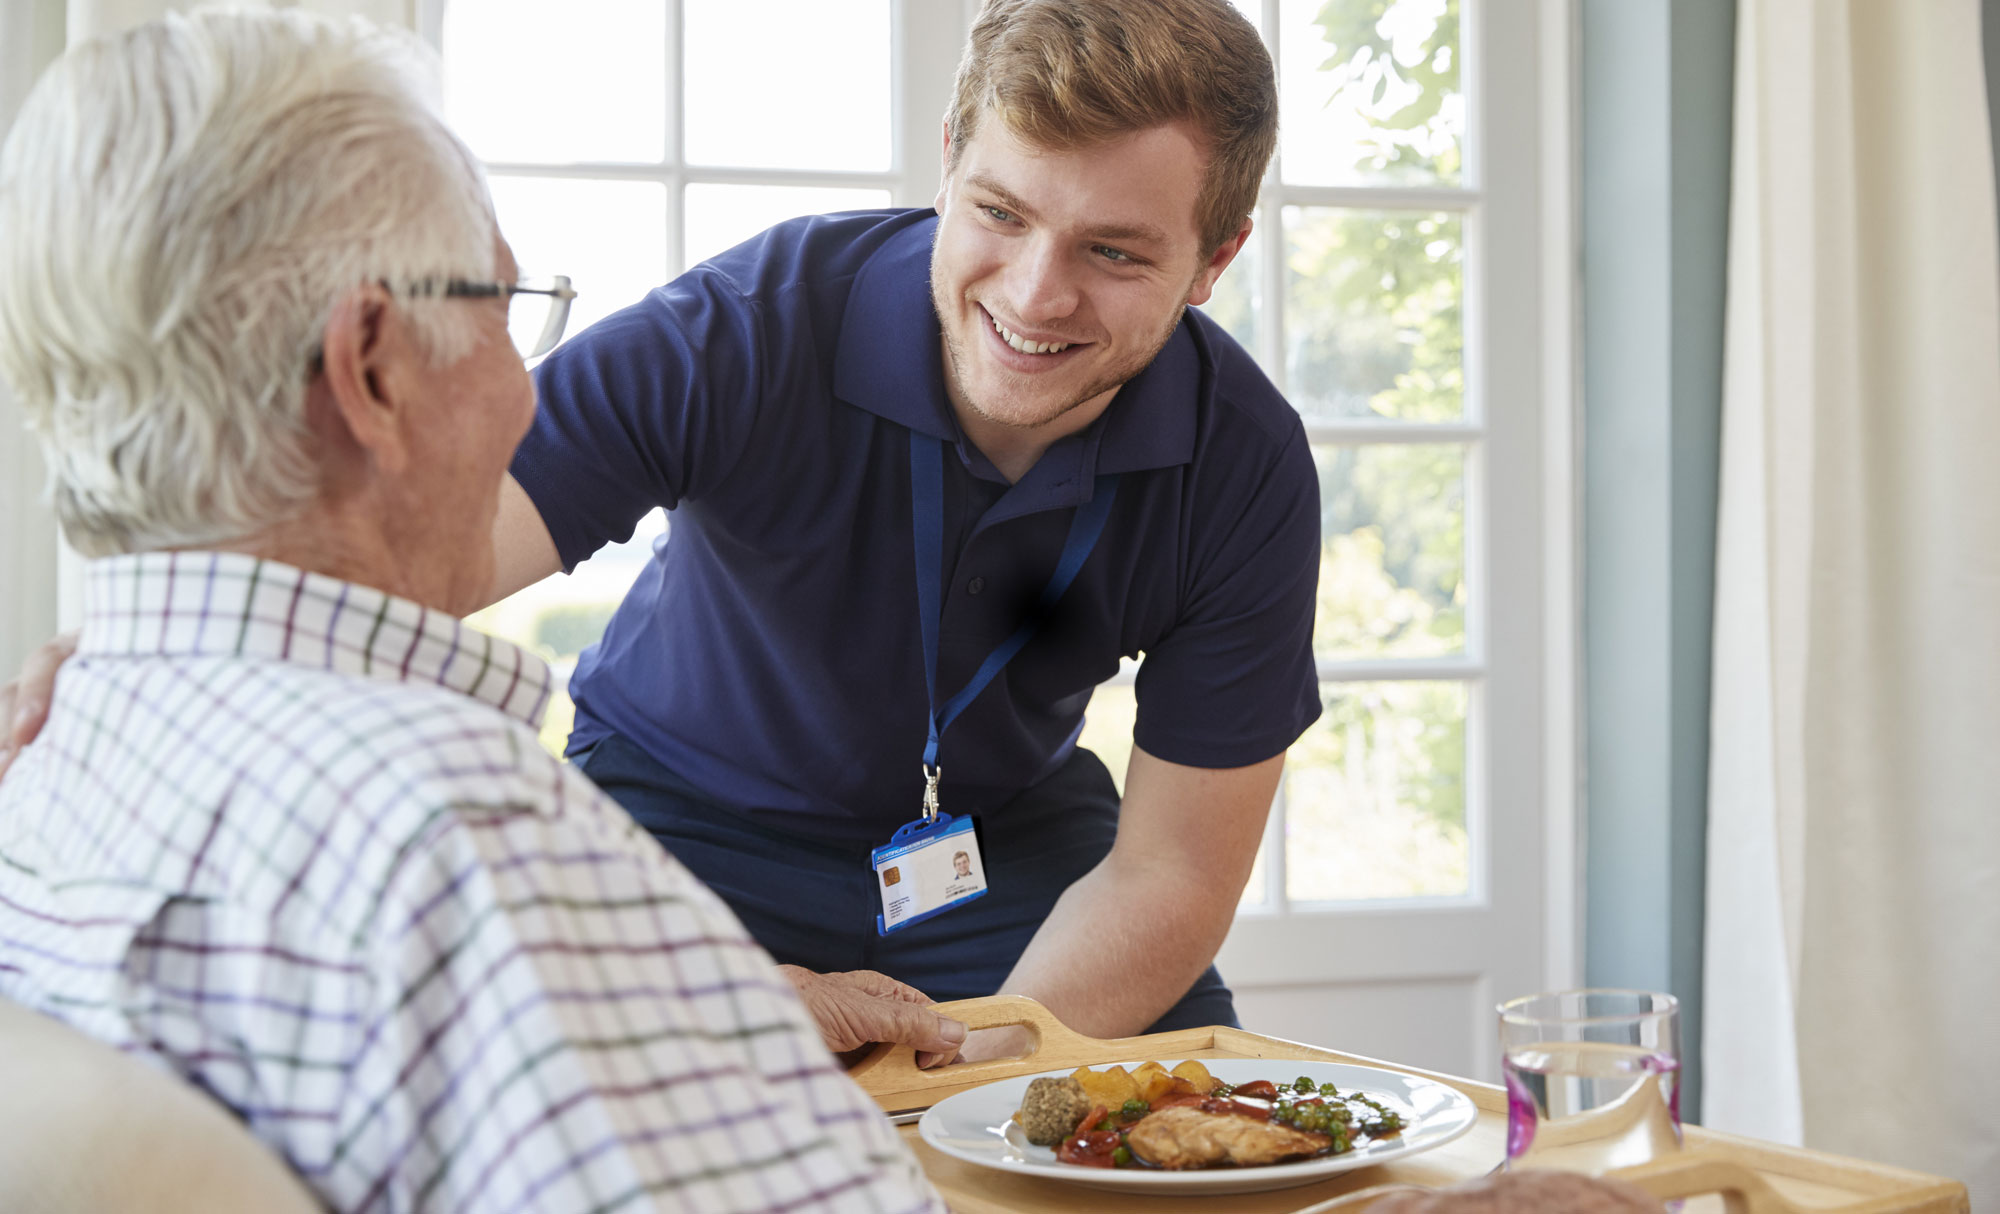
[1503,1042,1680,1172]
[1497,990,1682,1174]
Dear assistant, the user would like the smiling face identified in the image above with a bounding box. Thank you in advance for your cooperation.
[930,115,1249,468]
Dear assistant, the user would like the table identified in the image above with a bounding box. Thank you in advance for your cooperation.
[849,997,1969,1214]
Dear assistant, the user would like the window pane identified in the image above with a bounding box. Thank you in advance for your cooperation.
[1285,207,1463,423]
[1195,209,1262,363]
[443,0,666,164]
[1315,443,1464,660]
[1240,843,1272,910]
[1278,0,1463,186]
[1077,681,1136,796]
[684,0,891,171]
[489,177,668,350]
[1285,680,1469,901]
[683,185,894,272]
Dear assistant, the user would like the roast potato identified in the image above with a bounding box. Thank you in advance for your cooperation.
[1171,1059,1217,1094]
[1071,1064,1140,1109]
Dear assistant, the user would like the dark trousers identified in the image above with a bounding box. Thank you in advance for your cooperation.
[576,731,1238,1033]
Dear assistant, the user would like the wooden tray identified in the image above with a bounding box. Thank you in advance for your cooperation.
[848,996,1969,1214]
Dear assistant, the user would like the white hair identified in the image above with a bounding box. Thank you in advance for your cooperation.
[0,8,497,556]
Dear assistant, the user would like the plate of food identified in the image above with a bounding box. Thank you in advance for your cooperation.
[916,1056,1479,1195]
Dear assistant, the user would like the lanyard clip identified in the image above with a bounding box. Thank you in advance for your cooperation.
[921,763,942,822]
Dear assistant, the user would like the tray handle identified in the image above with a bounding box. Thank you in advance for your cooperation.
[845,994,1215,1098]
[1610,1155,1804,1213]
[1286,1157,1805,1214]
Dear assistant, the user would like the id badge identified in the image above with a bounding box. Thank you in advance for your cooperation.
[872,811,988,935]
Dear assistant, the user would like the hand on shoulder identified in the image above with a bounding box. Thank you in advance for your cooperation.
[0,630,78,782]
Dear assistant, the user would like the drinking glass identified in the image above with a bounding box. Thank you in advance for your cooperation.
[1497,989,1682,1173]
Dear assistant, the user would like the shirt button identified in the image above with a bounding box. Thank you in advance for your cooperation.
[967,577,986,596]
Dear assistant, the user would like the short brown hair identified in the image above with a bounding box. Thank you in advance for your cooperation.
[945,0,1277,255]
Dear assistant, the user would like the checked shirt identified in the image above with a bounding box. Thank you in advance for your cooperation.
[0,552,940,1214]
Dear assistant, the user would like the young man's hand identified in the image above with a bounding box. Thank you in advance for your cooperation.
[0,630,77,782]
[776,965,967,1069]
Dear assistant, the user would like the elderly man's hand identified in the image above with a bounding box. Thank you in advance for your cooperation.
[776,965,968,1069]
[0,630,77,782]
[1368,1169,1667,1214]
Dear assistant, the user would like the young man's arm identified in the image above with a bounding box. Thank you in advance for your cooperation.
[966,411,1323,1050]
[973,744,1282,1050]
[486,473,564,604]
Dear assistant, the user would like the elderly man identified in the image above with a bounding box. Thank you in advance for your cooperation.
[0,11,941,1212]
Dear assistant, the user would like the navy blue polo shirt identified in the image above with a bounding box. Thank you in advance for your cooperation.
[511,208,1321,844]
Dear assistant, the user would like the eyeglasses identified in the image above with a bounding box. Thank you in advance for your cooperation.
[305,274,578,377]
[433,275,577,359]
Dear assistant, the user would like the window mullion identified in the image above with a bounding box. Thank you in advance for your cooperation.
[1258,9,1287,393]
[666,0,685,275]
[1258,188,1286,394]
[1260,0,1286,910]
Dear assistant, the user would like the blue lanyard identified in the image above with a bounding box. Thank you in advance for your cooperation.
[909,430,1120,787]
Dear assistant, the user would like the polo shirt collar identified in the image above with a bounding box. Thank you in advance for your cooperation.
[832,212,1198,476]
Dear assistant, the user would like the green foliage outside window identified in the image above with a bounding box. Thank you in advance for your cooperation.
[1276,0,1471,893]
[1309,0,1461,184]
[533,604,619,661]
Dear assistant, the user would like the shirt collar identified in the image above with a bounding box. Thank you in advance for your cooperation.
[831,212,1198,475]
[78,551,553,729]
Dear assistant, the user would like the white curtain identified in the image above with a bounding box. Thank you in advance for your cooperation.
[1704,0,2000,1204]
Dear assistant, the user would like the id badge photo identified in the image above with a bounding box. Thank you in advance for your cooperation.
[872,811,988,935]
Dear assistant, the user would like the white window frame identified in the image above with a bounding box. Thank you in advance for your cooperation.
[416,0,979,257]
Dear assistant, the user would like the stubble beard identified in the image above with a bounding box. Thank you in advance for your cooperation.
[933,283,1189,434]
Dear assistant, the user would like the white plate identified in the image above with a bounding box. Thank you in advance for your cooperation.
[916,1057,1481,1196]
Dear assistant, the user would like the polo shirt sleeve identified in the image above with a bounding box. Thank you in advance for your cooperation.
[509,267,770,572]
[1131,424,1323,769]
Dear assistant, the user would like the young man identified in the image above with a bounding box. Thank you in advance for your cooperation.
[0,12,939,1210]
[489,0,1320,1049]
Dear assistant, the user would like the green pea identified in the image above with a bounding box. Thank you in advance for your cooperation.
[1112,1146,1133,1167]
